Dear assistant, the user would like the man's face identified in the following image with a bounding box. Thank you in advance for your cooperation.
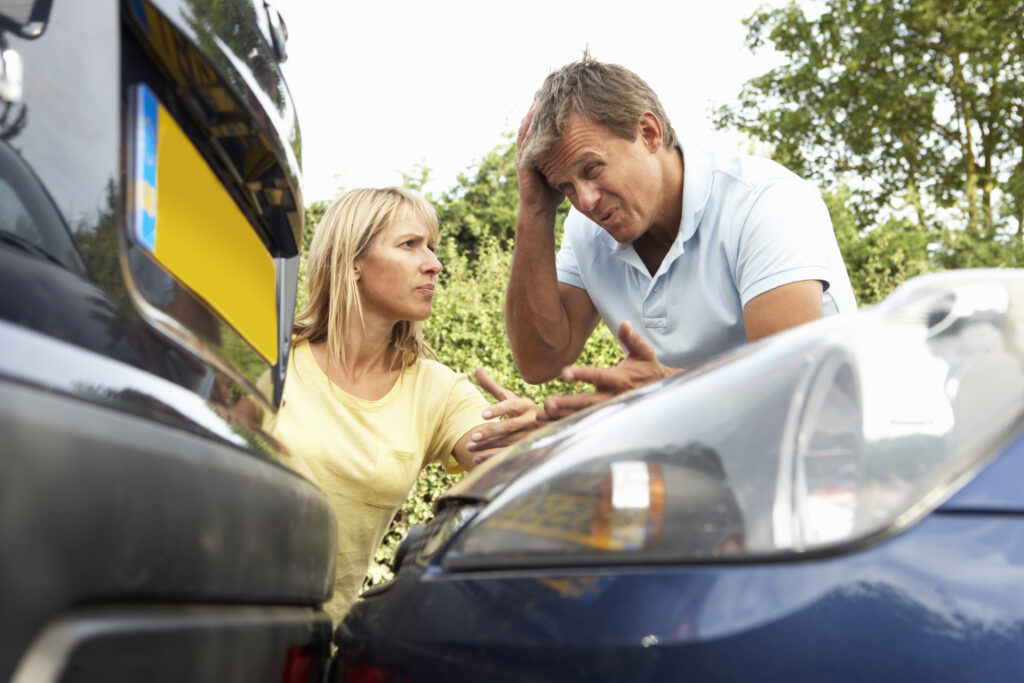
[538,113,664,244]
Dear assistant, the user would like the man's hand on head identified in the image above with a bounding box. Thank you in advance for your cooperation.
[516,103,565,221]
[543,320,680,420]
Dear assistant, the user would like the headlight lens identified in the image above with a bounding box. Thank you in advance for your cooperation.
[442,271,1024,570]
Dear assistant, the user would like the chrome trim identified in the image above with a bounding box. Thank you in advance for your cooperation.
[120,244,276,413]
[0,318,247,449]
[263,1,288,62]
[0,48,23,103]
[273,253,299,406]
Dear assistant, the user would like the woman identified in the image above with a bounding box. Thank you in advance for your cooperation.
[262,187,538,621]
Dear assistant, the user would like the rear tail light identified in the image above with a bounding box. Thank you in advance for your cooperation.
[340,661,412,683]
[280,647,313,683]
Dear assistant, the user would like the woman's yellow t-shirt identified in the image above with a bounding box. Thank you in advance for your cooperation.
[262,340,488,621]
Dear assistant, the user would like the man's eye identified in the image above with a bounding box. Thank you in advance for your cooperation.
[585,163,602,177]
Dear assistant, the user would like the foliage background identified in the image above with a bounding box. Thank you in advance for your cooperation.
[293,0,1022,590]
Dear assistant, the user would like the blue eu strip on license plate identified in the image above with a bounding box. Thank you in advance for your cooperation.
[132,85,159,252]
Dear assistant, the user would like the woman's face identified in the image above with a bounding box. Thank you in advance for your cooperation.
[355,208,442,324]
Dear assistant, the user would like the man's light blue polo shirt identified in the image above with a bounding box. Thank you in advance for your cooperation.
[555,143,857,369]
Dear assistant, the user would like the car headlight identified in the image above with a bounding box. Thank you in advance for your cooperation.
[441,271,1024,570]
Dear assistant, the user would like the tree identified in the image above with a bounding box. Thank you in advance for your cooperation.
[434,136,519,255]
[826,186,932,303]
[715,0,1023,268]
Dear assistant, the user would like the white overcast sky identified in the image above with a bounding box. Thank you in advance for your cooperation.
[271,0,782,204]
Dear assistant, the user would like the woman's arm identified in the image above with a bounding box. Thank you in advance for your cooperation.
[451,368,542,470]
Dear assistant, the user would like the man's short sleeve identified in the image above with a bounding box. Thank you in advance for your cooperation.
[734,179,835,306]
[555,214,585,289]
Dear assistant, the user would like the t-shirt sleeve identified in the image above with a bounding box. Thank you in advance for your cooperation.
[555,211,585,289]
[431,371,491,474]
[733,179,836,306]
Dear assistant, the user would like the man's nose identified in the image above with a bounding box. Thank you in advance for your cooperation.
[576,182,600,212]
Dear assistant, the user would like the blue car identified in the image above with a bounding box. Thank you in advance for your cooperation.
[334,269,1024,682]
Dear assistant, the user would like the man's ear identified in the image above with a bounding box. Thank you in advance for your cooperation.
[638,112,664,152]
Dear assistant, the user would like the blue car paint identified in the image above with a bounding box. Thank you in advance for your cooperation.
[942,428,1024,512]
[337,430,1024,681]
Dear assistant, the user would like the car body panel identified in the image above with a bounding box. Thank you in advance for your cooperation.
[941,430,1024,512]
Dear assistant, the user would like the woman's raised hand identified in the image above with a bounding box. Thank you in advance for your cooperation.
[466,368,543,465]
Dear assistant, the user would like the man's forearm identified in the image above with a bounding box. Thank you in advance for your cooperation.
[505,210,573,383]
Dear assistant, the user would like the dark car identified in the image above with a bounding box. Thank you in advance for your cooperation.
[335,269,1024,682]
[1,1,335,681]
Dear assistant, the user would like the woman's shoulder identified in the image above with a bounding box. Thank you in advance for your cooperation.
[409,358,485,398]
[406,357,487,414]
[410,356,463,382]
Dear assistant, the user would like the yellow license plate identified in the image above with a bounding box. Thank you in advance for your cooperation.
[130,84,277,363]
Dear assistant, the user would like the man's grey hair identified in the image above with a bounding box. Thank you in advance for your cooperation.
[521,52,678,171]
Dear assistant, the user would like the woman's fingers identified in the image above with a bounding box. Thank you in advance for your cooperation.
[468,416,532,448]
[483,396,533,419]
[467,371,544,456]
[468,399,541,451]
[474,367,514,403]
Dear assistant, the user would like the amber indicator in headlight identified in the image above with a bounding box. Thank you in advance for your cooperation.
[591,461,666,551]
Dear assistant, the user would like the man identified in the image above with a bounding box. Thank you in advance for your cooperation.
[506,55,856,417]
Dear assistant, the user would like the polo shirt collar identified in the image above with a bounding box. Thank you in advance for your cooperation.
[676,141,713,245]
[603,141,714,272]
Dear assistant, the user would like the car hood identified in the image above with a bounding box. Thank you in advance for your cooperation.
[444,269,1024,533]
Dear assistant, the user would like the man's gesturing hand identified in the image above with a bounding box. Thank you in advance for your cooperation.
[544,321,679,420]
[467,368,542,464]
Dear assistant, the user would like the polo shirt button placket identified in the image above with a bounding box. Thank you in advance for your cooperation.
[643,279,667,328]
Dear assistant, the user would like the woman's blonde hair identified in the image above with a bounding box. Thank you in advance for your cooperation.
[293,187,439,370]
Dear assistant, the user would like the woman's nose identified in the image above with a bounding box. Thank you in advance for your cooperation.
[424,249,442,274]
